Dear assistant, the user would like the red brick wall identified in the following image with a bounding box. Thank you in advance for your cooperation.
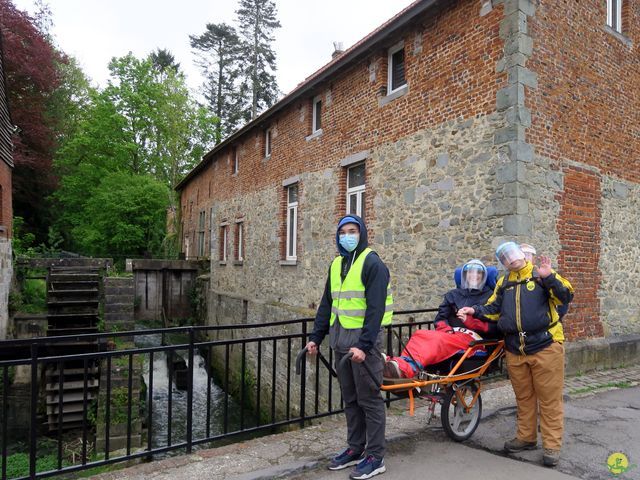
[180,0,505,255]
[556,166,605,339]
[527,1,640,183]
[529,1,639,338]
[0,160,11,238]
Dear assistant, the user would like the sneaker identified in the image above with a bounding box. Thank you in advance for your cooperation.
[543,448,560,467]
[349,455,386,480]
[328,448,364,470]
[383,359,401,378]
[504,438,537,453]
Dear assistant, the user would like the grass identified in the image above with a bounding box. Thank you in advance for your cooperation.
[569,380,633,395]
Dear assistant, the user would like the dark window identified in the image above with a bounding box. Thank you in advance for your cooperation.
[390,47,406,91]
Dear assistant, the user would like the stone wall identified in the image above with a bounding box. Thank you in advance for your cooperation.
[104,277,134,332]
[0,237,11,339]
[600,177,640,335]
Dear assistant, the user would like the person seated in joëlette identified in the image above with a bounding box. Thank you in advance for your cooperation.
[383,259,498,379]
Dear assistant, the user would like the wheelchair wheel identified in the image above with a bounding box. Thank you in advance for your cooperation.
[441,382,482,442]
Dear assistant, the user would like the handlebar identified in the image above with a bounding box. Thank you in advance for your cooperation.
[338,351,380,388]
[295,346,338,377]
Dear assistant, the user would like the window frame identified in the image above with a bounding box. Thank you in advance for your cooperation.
[265,128,272,158]
[197,210,206,257]
[286,184,298,261]
[387,41,406,94]
[346,163,366,219]
[233,147,239,175]
[235,220,244,262]
[607,0,622,33]
[312,95,322,133]
[219,224,229,262]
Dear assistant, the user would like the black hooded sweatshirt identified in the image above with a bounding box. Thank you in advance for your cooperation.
[309,215,390,353]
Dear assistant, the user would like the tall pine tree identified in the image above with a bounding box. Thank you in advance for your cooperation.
[235,0,280,121]
[190,23,243,143]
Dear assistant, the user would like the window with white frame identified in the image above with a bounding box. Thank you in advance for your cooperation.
[219,224,228,262]
[265,128,272,157]
[312,95,322,133]
[286,184,298,260]
[235,221,244,261]
[387,42,406,93]
[346,163,365,219]
[607,0,622,33]
[197,211,206,257]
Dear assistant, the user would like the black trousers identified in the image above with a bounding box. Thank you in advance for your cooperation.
[334,349,386,459]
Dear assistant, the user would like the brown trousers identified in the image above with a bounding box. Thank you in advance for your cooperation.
[505,341,565,450]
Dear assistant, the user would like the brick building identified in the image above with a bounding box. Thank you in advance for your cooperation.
[0,27,14,340]
[177,0,639,340]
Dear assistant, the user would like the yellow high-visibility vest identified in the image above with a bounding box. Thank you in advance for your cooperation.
[329,247,393,328]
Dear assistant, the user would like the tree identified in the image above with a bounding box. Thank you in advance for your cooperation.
[0,0,63,242]
[53,52,217,257]
[190,23,243,143]
[72,172,170,261]
[235,0,281,121]
[150,48,180,75]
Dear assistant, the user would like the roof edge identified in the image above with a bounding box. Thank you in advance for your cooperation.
[176,0,438,191]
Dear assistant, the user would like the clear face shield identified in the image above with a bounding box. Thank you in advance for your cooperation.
[519,243,536,263]
[461,260,487,290]
[496,242,526,269]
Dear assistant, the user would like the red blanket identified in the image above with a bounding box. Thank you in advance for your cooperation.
[391,329,482,378]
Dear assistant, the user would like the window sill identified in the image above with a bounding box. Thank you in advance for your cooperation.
[279,260,297,266]
[232,172,238,177]
[379,84,408,107]
[233,260,244,266]
[263,155,271,162]
[218,261,227,266]
[305,129,323,141]
[603,25,633,47]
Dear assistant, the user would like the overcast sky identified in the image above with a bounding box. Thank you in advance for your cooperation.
[13,0,415,96]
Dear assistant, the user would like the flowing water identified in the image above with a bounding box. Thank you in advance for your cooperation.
[137,332,246,450]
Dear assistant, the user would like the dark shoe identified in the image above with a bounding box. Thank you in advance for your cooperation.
[504,438,537,453]
[543,448,560,467]
[350,455,386,479]
[328,448,364,470]
[383,359,401,378]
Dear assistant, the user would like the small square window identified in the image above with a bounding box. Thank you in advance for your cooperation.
[312,96,322,133]
[265,128,272,158]
[388,42,406,93]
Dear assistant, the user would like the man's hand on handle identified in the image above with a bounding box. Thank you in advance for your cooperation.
[349,347,366,363]
[305,341,318,355]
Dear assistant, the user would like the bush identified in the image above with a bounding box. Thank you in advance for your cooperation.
[6,452,69,478]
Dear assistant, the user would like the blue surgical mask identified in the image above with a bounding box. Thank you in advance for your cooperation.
[339,234,359,252]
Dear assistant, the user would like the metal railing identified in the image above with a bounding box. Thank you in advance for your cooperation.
[0,309,437,479]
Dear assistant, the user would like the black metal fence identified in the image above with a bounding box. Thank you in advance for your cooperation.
[0,309,437,479]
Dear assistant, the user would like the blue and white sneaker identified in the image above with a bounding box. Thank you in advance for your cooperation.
[349,455,386,479]
[328,448,365,470]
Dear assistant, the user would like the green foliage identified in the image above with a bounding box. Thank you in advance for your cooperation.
[6,453,70,478]
[71,172,169,262]
[52,52,218,258]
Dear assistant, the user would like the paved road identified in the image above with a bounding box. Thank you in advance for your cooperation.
[286,436,578,480]
[468,385,640,480]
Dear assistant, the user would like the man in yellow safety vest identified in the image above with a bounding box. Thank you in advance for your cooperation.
[306,214,393,480]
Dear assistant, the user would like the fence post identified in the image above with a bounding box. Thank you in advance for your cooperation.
[186,327,194,454]
[29,343,38,480]
[299,321,307,427]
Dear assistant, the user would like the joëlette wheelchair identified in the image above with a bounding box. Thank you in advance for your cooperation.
[296,336,504,442]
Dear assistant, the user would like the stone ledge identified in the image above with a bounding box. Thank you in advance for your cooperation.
[565,334,640,375]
